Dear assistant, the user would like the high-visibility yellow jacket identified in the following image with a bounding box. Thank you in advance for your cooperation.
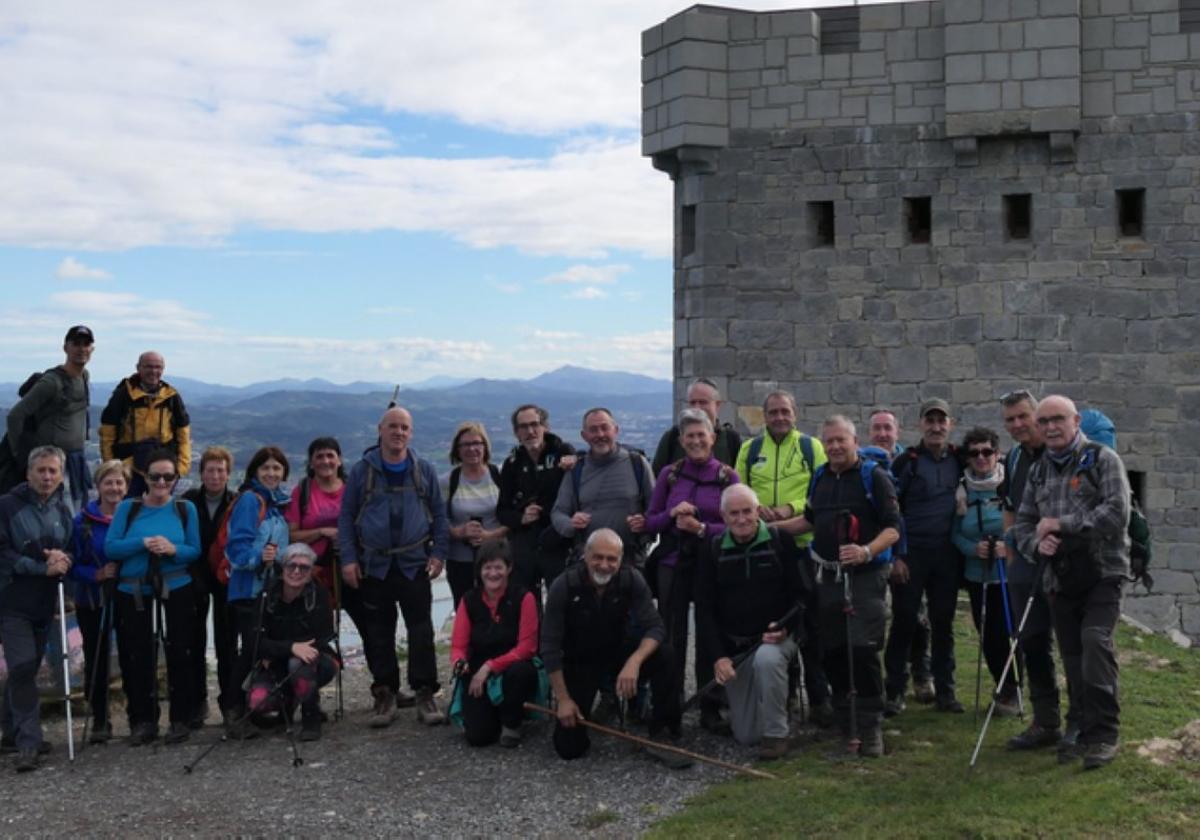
[99,377,192,476]
[735,429,827,546]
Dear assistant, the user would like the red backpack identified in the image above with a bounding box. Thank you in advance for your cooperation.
[208,491,267,584]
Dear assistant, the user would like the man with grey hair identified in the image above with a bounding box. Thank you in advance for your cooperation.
[0,445,74,772]
[540,528,686,766]
[1012,395,1130,771]
[781,416,901,757]
[652,378,743,474]
[696,484,810,760]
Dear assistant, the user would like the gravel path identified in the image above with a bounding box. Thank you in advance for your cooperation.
[3,660,784,837]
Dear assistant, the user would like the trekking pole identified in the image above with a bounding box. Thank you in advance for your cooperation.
[681,602,802,713]
[837,510,860,756]
[993,540,1025,720]
[329,547,345,721]
[524,703,777,780]
[81,580,116,750]
[56,578,76,762]
[387,385,400,408]
[149,554,166,729]
[974,578,988,726]
[969,552,1050,770]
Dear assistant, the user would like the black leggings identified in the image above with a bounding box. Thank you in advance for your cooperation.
[115,586,197,727]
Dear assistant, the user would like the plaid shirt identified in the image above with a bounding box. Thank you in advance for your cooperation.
[1012,432,1131,591]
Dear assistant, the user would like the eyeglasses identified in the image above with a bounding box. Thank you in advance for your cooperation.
[515,421,542,432]
[1036,414,1070,427]
[147,473,177,483]
[283,562,313,573]
[968,448,996,459]
[458,441,485,450]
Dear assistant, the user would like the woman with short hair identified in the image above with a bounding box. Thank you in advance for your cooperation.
[442,422,507,609]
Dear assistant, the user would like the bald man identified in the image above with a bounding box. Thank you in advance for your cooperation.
[99,351,192,497]
[1012,395,1131,771]
[338,406,450,729]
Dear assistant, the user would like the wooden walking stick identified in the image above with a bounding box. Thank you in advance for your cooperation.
[524,703,777,781]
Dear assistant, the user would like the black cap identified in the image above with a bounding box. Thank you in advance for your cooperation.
[64,325,94,344]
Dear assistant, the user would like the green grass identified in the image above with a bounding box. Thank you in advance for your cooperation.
[651,606,1200,839]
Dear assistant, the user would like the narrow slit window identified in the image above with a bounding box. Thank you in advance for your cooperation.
[809,201,835,247]
[1183,0,1200,33]
[905,197,932,244]
[1128,470,1146,509]
[681,204,696,258]
[1004,194,1032,241]
[818,7,860,55]
[1117,188,1145,238]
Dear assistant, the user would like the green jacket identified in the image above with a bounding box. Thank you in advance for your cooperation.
[735,430,827,546]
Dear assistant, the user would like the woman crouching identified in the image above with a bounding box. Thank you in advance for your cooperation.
[247,543,340,741]
[449,538,541,748]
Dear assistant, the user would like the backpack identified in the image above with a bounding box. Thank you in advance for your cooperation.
[1079,409,1153,589]
[208,490,268,585]
[0,367,88,491]
[352,454,436,557]
[744,433,815,485]
[806,448,895,564]
[446,463,502,521]
[570,446,649,508]
[663,458,735,490]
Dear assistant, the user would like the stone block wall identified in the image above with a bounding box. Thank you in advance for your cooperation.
[643,0,1200,639]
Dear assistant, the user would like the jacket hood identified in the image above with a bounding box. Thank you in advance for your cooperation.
[82,499,113,525]
[7,481,67,507]
[244,477,291,508]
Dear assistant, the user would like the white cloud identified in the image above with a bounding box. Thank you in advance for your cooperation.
[543,264,631,286]
[567,286,608,301]
[56,256,111,280]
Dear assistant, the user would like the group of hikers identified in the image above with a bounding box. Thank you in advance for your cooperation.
[0,326,1137,778]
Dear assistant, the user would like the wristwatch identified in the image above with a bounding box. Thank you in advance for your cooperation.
[862,545,872,564]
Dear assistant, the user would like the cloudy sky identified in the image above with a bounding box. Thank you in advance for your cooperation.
[0,0,896,385]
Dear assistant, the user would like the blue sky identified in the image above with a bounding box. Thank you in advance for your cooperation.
[0,1,895,385]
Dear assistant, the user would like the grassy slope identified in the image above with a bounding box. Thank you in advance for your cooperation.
[652,611,1200,839]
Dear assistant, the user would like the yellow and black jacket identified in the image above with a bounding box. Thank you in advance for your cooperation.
[99,377,192,476]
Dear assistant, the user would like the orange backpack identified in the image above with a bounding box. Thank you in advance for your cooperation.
[208,491,268,584]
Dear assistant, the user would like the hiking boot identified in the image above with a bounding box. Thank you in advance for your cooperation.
[129,722,158,746]
[164,722,191,745]
[699,707,731,736]
[859,727,884,759]
[370,687,398,729]
[1,737,51,756]
[226,712,259,741]
[758,736,790,761]
[395,686,417,709]
[189,700,209,730]
[1057,725,1083,764]
[300,712,322,742]
[14,748,38,773]
[935,693,965,714]
[883,694,906,718]
[1007,723,1061,751]
[809,699,835,729]
[912,677,936,704]
[644,733,693,770]
[88,722,113,745]
[416,691,446,726]
[994,688,1021,718]
[1082,741,1118,770]
[499,726,521,748]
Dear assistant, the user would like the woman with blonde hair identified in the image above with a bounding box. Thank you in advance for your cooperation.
[441,422,507,609]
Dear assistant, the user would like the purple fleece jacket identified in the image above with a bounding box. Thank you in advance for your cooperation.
[645,457,739,567]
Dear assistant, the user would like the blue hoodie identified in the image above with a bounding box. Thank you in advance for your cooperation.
[225,479,290,602]
[70,500,114,608]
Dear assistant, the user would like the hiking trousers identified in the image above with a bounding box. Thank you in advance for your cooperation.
[885,542,961,699]
[965,581,1019,696]
[817,565,888,728]
[460,659,538,746]
[1051,577,1122,746]
[0,614,49,751]
[725,637,797,745]
[76,603,113,729]
[115,587,197,728]
[361,566,439,695]
[656,560,718,716]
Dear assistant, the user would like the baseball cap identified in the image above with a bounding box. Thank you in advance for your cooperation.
[919,398,950,418]
[64,325,94,344]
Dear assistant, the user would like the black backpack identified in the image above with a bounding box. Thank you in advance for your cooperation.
[0,368,87,492]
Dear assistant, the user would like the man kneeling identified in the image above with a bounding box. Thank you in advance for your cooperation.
[696,485,810,760]
[541,528,688,767]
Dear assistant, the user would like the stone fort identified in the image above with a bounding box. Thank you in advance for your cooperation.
[641,0,1200,638]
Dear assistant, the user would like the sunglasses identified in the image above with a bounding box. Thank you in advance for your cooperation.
[1001,389,1034,404]
[283,562,313,573]
[147,473,177,483]
[968,448,996,459]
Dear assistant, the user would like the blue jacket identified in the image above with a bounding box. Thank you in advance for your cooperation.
[70,501,114,608]
[105,497,201,596]
[225,480,291,602]
[952,485,1006,583]
[893,444,963,550]
[0,482,73,621]
[337,447,449,580]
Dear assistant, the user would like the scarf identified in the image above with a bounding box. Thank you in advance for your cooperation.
[955,462,1005,516]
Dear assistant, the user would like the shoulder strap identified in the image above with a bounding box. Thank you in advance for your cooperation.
[859,460,879,508]
[487,462,501,485]
[666,458,686,488]
[629,450,647,504]
[123,500,144,538]
[806,463,827,503]
[174,500,189,531]
[799,434,815,474]
[746,435,764,479]
[571,458,585,501]
[297,477,311,522]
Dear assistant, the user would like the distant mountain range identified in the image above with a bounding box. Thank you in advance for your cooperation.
[0,366,673,480]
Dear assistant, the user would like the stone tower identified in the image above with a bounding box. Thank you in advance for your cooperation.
[642,0,1200,638]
